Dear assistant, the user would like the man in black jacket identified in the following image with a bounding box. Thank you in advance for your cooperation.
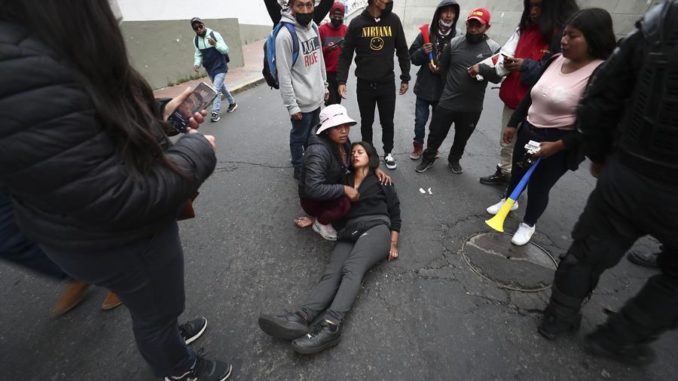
[408,0,460,160]
[337,0,410,170]
[538,1,678,366]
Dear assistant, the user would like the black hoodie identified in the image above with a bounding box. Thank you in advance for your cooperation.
[409,0,460,101]
[337,8,411,84]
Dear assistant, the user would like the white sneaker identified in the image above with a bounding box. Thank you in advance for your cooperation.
[511,223,536,246]
[486,198,520,215]
[312,220,337,241]
[384,153,397,170]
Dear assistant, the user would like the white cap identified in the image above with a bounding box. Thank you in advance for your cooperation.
[316,104,357,134]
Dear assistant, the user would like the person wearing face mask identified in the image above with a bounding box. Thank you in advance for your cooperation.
[275,0,328,180]
[190,17,238,122]
[408,0,460,160]
[319,2,348,105]
[336,0,411,170]
[414,8,501,175]
[265,0,334,25]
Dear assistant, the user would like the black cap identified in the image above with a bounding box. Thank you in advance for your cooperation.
[190,17,203,26]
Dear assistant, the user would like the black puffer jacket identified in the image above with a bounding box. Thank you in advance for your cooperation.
[298,126,350,201]
[0,22,217,252]
[410,0,460,101]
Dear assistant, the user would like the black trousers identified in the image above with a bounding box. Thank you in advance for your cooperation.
[505,124,573,226]
[41,222,195,377]
[549,156,678,344]
[300,224,390,323]
[326,72,341,106]
[421,106,481,163]
[356,79,396,154]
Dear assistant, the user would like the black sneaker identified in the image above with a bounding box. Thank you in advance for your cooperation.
[226,103,238,113]
[448,160,463,174]
[538,310,581,340]
[165,355,232,381]
[415,159,434,173]
[210,112,221,122]
[384,153,397,170]
[584,330,656,366]
[258,311,310,340]
[291,320,341,355]
[179,317,207,345]
[480,166,509,186]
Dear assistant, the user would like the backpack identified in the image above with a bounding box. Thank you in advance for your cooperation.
[194,31,230,63]
[262,22,299,89]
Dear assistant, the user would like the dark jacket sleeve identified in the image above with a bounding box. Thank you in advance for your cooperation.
[383,183,401,232]
[313,0,334,24]
[577,31,643,164]
[409,33,428,66]
[0,43,216,229]
[265,0,282,25]
[302,145,345,200]
[336,20,357,84]
[438,40,452,77]
[520,32,562,86]
[395,18,411,83]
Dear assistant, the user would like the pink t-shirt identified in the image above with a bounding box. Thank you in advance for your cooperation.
[526,55,603,130]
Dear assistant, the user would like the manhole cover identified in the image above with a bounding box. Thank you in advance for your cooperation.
[462,232,557,292]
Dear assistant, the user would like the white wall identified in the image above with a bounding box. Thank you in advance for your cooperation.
[117,0,273,25]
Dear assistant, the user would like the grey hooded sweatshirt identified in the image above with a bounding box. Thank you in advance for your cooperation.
[275,12,327,116]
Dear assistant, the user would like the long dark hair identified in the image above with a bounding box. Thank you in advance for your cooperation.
[519,0,579,42]
[351,141,380,172]
[565,8,617,60]
[0,0,181,176]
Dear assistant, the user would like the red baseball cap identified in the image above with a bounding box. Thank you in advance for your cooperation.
[467,8,491,25]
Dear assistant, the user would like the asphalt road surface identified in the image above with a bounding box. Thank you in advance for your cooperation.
[1,71,674,380]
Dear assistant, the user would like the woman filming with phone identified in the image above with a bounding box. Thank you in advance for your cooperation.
[0,1,232,380]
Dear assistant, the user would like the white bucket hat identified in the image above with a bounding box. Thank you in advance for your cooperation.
[316,104,357,135]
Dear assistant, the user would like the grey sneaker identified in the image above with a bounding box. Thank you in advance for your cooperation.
[415,159,434,173]
[384,153,397,170]
[210,112,221,122]
[448,160,463,174]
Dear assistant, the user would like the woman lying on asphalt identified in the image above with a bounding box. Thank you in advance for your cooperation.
[294,104,391,241]
[260,141,401,355]
[485,8,616,246]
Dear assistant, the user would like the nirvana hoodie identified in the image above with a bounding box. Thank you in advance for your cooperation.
[275,12,327,116]
[337,9,411,84]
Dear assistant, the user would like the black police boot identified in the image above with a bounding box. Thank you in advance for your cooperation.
[538,305,582,340]
[291,320,341,355]
[584,327,656,366]
[258,311,310,340]
[479,166,509,186]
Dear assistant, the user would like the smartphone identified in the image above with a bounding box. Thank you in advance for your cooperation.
[501,53,515,63]
[169,82,218,133]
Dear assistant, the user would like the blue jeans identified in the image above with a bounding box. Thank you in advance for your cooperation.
[290,108,320,169]
[0,193,68,280]
[414,97,437,144]
[210,72,235,114]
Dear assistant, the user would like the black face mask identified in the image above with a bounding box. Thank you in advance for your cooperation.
[295,12,313,27]
[381,2,393,17]
[331,18,343,28]
[465,33,485,44]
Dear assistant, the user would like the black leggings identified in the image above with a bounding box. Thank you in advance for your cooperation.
[506,123,574,226]
[356,79,396,154]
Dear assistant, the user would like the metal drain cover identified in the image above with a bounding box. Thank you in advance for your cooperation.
[463,232,557,291]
